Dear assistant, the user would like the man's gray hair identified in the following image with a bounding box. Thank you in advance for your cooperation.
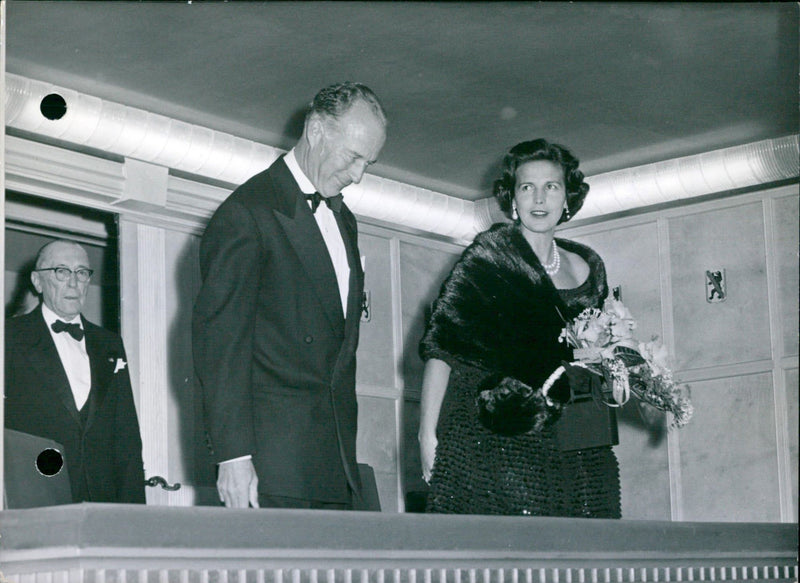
[306,82,387,126]
[34,239,86,269]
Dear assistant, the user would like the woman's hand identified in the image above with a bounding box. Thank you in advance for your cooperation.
[419,358,451,484]
[419,430,438,483]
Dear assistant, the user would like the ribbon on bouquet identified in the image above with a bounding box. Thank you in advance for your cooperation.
[578,343,644,407]
[572,347,603,363]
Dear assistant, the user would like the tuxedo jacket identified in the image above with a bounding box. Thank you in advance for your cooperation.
[192,156,365,503]
[4,305,146,503]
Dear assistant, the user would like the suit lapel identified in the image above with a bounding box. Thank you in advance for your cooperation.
[82,320,113,431]
[23,308,82,426]
[335,209,364,338]
[271,161,346,336]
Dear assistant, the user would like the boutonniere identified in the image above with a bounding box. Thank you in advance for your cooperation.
[109,357,127,374]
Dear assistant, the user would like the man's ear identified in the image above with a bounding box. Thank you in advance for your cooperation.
[30,271,43,294]
[305,113,325,148]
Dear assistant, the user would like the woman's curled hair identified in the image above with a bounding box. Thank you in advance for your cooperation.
[493,138,589,224]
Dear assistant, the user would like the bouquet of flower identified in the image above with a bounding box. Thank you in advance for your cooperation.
[555,298,694,428]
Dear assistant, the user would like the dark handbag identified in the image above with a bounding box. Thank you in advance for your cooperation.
[554,366,619,452]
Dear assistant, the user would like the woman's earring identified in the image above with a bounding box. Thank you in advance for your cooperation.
[564,206,571,221]
[512,205,519,220]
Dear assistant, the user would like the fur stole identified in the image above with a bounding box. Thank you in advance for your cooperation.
[420,222,607,435]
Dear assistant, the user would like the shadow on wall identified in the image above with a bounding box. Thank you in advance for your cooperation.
[618,399,668,448]
[165,235,218,504]
[5,258,39,319]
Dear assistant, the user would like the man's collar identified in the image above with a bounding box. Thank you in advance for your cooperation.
[284,149,316,194]
[41,302,82,326]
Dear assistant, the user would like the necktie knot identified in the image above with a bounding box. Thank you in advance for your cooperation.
[306,192,343,213]
[52,319,84,341]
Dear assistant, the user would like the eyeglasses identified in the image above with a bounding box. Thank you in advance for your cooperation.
[34,267,94,283]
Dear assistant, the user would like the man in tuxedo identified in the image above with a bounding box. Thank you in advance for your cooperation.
[5,239,146,503]
[193,82,387,510]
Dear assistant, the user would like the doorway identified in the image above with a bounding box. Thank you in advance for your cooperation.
[4,191,119,329]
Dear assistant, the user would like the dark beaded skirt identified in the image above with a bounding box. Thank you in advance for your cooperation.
[426,364,621,517]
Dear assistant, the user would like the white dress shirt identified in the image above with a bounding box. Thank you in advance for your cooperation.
[285,148,351,317]
[41,303,91,410]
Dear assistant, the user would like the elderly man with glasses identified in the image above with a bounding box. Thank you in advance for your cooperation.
[5,239,146,504]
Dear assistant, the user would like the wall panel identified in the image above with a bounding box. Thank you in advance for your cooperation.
[356,395,399,512]
[398,241,461,399]
[668,203,771,371]
[784,367,798,521]
[772,195,799,357]
[356,233,395,390]
[570,221,663,339]
[679,372,780,521]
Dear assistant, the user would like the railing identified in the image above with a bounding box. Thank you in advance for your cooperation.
[0,504,796,582]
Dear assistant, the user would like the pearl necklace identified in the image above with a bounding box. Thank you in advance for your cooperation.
[543,240,561,276]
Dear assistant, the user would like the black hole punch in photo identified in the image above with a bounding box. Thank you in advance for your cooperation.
[36,447,65,477]
[40,93,68,121]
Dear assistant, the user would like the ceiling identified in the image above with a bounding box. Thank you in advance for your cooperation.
[5,1,798,201]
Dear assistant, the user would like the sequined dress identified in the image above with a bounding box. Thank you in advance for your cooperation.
[420,223,621,517]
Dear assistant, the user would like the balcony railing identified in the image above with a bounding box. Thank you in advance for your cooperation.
[0,504,797,582]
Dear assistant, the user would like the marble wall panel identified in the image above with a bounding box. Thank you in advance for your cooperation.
[785,367,798,522]
[356,233,396,388]
[399,241,462,398]
[615,403,672,520]
[679,372,780,522]
[356,394,399,512]
[669,203,771,371]
[569,221,663,341]
[772,194,799,357]
[371,468,399,513]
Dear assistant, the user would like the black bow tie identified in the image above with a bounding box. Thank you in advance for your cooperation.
[52,320,84,341]
[306,192,343,214]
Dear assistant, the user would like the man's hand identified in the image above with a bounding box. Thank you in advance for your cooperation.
[217,458,260,508]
